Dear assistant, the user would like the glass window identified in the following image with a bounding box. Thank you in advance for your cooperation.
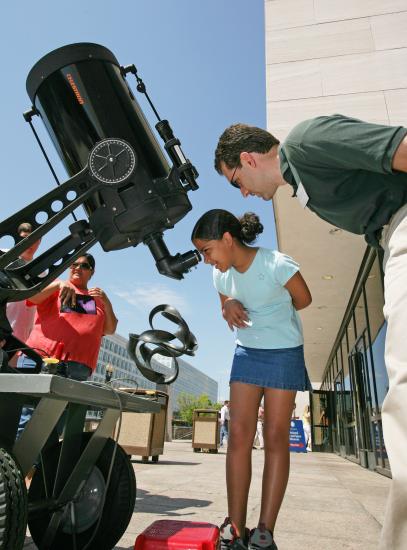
[332,355,337,376]
[343,355,354,426]
[368,322,388,414]
[354,290,366,340]
[347,316,356,352]
[373,420,389,470]
[364,255,385,343]
[337,344,344,373]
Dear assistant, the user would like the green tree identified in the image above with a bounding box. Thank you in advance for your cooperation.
[176,392,215,424]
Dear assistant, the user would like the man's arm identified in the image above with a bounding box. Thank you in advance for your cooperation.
[392,135,407,172]
[286,115,407,174]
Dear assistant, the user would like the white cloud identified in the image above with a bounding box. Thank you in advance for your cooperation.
[113,283,188,313]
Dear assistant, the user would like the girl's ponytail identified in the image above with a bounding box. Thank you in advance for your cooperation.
[239,212,263,244]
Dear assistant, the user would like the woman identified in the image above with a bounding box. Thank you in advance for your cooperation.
[24,253,117,378]
[191,209,312,550]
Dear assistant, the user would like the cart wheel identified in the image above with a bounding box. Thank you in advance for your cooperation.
[28,433,136,550]
[151,455,159,463]
[0,447,27,550]
[141,456,149,463]
[193,448,201,453]
[209,449,218,454]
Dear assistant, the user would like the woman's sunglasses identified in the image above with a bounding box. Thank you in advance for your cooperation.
[70,262,92,271]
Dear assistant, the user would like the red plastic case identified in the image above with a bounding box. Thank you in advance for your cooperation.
[134,520,220,549]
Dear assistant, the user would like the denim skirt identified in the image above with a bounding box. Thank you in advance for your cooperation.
[230,344,312,391]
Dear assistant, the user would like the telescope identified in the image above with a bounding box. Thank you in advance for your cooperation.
[0,44,202,550]
[0,42,201,339]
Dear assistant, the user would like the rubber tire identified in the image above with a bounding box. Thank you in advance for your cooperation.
[193,448,201,453]
[151,455,159,463]
[0,447,27,550]
[28,433,136,550]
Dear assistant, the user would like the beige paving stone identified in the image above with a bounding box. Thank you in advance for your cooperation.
[24,442,390,549]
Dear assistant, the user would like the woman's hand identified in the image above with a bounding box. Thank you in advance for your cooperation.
[88,288,118,334]
[59,281,77,307]
[88,287,108,304]
[222,298,249,330]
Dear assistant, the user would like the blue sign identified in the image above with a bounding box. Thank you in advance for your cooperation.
[289,420,307,453]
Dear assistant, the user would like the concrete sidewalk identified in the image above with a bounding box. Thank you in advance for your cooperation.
[25,440,390,549]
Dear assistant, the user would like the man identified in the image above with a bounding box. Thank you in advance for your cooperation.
[214,114,407,550]
[219,400,230,447]
[255,403,264,450]
[5,222,41,366]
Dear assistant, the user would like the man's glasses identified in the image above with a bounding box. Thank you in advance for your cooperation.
[229,164,240,189]
[70,262,92,271]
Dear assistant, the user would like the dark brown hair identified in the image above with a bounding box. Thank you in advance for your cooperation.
[191,209,263,245]
[214,123,279,174]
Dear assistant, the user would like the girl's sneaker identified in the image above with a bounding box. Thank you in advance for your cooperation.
[248,524,278,549]
[220,517,249,550]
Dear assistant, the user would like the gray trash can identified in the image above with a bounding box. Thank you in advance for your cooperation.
[192,409,219,453]
[116,389,169,462]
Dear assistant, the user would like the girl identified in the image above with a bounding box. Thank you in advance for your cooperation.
[191,209,312,550]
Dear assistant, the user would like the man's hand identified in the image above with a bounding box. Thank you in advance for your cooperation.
[222,298,249,330]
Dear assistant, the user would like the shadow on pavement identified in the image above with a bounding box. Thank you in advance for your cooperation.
[134,487,212,516]
[131,459,200,466]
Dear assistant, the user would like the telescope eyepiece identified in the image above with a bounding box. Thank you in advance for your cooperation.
[144,233,201,280]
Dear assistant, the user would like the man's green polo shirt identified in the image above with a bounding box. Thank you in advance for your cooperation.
[279,114,407,247]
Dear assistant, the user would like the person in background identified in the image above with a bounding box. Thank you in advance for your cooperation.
[254,403,264,450]
[302,404,311,452]
[5,222,41,367]
[192,209,312,550]
[220,400,230,447]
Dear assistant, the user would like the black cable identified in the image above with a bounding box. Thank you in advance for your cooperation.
[110,376,139,391]
[27,120,61,187]
[26,118,78,222]
[133,75,161,122]
[6,345,49,356]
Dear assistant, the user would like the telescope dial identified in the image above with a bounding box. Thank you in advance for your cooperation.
[89,138,136,186]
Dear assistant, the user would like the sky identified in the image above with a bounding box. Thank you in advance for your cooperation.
[1,0,276,400]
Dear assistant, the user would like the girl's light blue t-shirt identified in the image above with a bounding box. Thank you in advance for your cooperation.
[213,247,304,349]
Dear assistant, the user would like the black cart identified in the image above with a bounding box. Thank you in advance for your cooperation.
[0,374,165,550]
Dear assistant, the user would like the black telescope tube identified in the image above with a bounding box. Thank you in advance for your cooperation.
[24,42,200,274]
[26,42,169,180]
